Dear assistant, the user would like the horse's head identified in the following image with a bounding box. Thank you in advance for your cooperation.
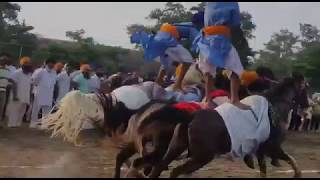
[265,75,309,127]
[41,91,106,145]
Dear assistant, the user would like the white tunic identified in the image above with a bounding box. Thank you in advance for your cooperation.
[32,68,57,106]
[215,95,270,158]
[56,71,71,101]
[10,69,32,104]
[112,85,150,110]
[6,65,17,76]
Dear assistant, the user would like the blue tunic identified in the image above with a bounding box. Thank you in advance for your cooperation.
[130,12,204,66]
[195,2,241,68]
[130,26,200,68]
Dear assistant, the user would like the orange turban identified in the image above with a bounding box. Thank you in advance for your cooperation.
[241,71,258,87]
[80,64,91,72]
[159,23,180,39]
[54,62,64,71]
[20,56,31,65]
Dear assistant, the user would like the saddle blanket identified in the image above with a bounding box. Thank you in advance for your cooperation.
[215,95,271,158]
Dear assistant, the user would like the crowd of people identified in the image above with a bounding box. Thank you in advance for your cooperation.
[0,52,144,129]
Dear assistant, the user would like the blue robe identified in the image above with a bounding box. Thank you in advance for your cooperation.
[130,12,204,65]
[194,2,241,68]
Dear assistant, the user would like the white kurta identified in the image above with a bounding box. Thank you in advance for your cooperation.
[6,65,17,76]
[7,69,32,127]
[30,68,57,127]
[32,68,57,106]
[56,71,71,102]
[112,85,151,110]
[215,95,270,158]
[10,69,32,104]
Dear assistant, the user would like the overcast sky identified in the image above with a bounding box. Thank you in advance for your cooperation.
[15,2,320,50]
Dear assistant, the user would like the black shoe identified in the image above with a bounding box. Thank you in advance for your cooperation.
[244,155,255,169]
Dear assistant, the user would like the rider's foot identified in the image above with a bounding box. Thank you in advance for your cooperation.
[231,100,251,110]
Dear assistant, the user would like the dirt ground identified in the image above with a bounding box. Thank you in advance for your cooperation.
[0,123,319,178]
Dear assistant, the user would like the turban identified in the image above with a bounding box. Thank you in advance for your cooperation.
[80,64,91,72]
[20,56,31,65]
[54,62,64,71]
[240,70,258,87]
[159,23,180,39]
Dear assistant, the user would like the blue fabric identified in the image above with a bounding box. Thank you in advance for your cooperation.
[197,35,232,68]
[130,31,178,63]
[205,2,240,28]
[173,23,201,43]
[194,2,239,68]
[192,11,205,29]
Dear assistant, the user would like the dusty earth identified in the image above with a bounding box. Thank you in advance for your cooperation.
[0,123,319,178]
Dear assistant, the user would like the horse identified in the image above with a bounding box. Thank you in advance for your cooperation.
[40,78,208,178]
[140,76,308,178]
[121,69,275,177]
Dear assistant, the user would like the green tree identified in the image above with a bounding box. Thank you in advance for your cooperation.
[294,43,320,90]
[254,29,299,77]
[0,2,37,58]
[299,23,320,48]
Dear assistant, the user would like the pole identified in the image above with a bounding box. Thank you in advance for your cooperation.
[19,46,23,59]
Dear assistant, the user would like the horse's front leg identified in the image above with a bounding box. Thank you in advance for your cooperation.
[256,152,267,178]
[114,144,136,178]
[149,123,189,178]
[277,150,302,178]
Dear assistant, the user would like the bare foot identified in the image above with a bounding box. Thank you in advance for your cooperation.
[173,86,185,93]
[231,101,252,110]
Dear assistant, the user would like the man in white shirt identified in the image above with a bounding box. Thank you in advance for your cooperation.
[7,57,33,127]
[55,63,71,103]
[30,58,57,128]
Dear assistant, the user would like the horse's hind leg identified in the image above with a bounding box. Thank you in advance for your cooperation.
[169,157,213,178]
[114,144,136,178]
[131,134,172,171]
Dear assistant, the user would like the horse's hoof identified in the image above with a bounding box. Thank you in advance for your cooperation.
[260,172,267,178]
[244,155,255,169]
[294,171,302,178]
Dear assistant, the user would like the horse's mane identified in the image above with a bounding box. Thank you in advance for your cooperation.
[100,93,174,136]
[264,77,296,103]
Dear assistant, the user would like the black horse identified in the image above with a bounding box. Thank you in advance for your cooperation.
[139,76,308,178]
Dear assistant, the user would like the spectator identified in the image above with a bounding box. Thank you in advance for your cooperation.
[72,64,91,94]
[89,67,104,93]
[30,57,57,128]
[0,53,16,75]
[0,55,17,124]
[7,57,33,127]
[55,63,72,103]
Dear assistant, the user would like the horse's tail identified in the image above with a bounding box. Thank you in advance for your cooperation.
[137,105,193,135]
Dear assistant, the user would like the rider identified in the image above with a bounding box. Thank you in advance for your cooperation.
[131,12,205,92]
[194,2,250,110]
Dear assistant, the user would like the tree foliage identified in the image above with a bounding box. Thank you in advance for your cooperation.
[0,2,37,60]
